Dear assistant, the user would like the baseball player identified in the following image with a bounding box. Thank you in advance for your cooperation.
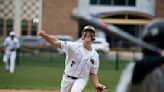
[38,25,107,92]
[116,19,164,92]
[3,31,20,73]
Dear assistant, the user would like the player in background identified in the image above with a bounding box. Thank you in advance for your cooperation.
[3,31,20,73]
[38,25,107,92]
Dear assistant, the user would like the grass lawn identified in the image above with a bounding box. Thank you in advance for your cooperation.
[0,53,130,92]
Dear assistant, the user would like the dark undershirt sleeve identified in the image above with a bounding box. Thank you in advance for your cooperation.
[132,56,164,84]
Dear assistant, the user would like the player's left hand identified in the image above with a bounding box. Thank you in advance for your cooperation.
[95,83,107,92]
[10,48,16,51]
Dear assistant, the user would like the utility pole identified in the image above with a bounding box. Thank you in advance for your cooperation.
[14,0,21,37]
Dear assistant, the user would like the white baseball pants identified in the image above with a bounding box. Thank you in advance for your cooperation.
[61,75,88,92]
[3,51,16,73]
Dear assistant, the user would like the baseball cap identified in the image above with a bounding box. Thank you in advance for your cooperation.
[83,25,95,33]
[9,31,15,36]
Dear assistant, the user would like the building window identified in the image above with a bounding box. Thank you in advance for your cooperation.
[21,19,28,35]
[90,0,98,4]
[90,0,135,6]
[128,0,135,6]
[0,18,3,36]
[7,19,13,35]
[100,0,111,5]
[31,21,38,35]
[114,0,126,5]
[90,0,111,5]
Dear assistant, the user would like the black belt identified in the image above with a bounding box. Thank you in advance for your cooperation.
[67,75,78,80]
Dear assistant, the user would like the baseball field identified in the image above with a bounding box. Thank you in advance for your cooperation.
[0,53,130,92]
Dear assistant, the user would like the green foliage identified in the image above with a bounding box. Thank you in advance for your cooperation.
[0,54,129,92]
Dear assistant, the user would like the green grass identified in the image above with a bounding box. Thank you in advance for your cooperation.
[0,54,130,92]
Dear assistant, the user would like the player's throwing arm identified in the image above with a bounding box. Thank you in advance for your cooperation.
[38,30,61,48]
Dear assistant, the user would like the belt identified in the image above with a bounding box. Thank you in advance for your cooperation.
[67,75,78,80]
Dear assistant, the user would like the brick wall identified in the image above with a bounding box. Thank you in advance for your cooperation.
[156,0,164,18]
[42,0,78,39]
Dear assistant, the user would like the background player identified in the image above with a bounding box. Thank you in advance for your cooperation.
[3,31,20,73]
[38,25,107,92]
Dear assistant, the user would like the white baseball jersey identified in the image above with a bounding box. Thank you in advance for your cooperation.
[60,41,99,78]
[3,36,20,73]
[3,37,20,52]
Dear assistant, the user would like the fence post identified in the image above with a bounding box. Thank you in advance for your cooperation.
[116,50,119,70]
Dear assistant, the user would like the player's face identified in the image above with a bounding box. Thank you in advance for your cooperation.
[83,31,94,42]
[10,35,15,40]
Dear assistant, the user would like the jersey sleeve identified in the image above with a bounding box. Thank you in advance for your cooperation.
[90,53,100,74]
[60,41,74,54]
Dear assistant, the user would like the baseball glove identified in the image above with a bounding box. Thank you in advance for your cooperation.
[96,83,107,92]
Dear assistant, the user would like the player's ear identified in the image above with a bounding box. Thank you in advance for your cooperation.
[91,34,95,41]
[81,32,85,40]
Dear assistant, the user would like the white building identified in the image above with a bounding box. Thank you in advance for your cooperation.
[74,0,156,48]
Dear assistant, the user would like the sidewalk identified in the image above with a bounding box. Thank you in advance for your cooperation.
[0,89,57,92]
